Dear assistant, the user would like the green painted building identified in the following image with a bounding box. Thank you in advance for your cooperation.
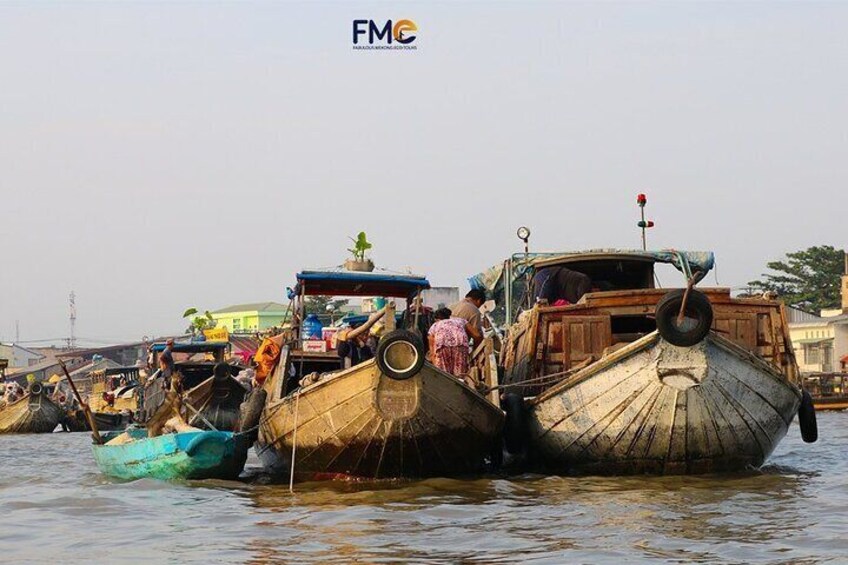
[210,302,289,334]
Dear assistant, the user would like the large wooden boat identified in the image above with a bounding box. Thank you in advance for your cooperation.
[0,382,64,434]
[257,269,504,480]
[482,249,815,474]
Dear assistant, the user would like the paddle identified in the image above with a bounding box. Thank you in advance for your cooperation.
[58,359,103,445]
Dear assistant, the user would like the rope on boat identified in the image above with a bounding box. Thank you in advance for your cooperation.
[289,389,301,494]
[482,365,585,393]
[186,395,213,429]
[183,399,218,432]
[234,423,260,437]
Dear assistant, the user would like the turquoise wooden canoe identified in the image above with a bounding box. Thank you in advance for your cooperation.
[92,429,249,481]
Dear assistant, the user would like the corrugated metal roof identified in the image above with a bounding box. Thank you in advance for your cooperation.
[794,337,833,345]
[786,306,823,324]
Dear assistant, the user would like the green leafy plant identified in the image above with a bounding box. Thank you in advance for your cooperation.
[182,308,216,335]
[347,231,373,262]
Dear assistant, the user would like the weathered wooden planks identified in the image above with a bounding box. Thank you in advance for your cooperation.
[528,333,801,475]
[258,359,504,479]
[0,390,64,434]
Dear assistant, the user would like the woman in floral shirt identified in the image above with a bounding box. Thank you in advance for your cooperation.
[428,308,470,377]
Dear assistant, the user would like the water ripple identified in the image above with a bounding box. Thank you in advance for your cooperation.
[1,412,847,563]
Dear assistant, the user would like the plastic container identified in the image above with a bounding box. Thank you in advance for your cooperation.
[322,327,339,350]
[301,314,324,340]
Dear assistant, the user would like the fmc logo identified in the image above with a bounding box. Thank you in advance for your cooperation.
[352,19,418,50]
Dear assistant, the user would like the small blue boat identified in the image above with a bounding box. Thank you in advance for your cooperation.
[92,428,249,481]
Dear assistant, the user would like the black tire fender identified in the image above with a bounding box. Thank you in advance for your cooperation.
[502,393,527,455]
[238,387,267,441]
[376,330,426,380]
[798,389,818,443]
[28,382,43,395]
[213,362,231,382]
[655,289,714,347]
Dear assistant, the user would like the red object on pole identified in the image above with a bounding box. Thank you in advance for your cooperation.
[637,193,647,206]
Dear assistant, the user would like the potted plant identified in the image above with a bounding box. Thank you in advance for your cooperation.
[182,308,216,338]
[344,232,374,272]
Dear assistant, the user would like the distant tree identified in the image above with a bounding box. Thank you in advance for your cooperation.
[304,296,349,319]
[748,245,845,313]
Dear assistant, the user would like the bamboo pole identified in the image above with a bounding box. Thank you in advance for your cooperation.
[58,359,103,444]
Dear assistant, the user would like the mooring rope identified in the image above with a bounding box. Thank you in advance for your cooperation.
[483,366,585,393]
[289,389,301,493]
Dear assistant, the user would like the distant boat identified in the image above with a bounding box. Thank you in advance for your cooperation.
[802,373,848,411]
[92,428,250,481]
[86,366,143,431]
[0,382,63,434]
[140,342,248,431]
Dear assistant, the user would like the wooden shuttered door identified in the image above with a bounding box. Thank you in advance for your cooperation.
[712,312,758,351]
[540,314,612,375]
[564,316,612,367]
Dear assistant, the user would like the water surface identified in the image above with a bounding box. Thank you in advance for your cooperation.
[1,413,846,564]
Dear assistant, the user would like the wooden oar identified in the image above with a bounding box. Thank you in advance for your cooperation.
[58,359,103,444]
[182,397,218,431]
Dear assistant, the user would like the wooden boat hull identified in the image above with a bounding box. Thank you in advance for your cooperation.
[60,410,131,432]
[92,411,132,431]
[92,429,249,481]
[61,409,92,432]
[139,375,246,431]
[528,332,802,474]
[258,360,504,479]
[183,375,247,431]
[0,390,64,434]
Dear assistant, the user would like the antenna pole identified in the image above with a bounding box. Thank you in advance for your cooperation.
[69,291,76,349]
[636,193,654,250]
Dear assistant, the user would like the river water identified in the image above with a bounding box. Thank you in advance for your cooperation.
[0,412,846,564]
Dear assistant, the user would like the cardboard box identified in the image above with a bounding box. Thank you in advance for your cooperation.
[302,339,327,353]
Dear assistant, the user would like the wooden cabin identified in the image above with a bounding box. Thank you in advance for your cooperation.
[492,251,798,395]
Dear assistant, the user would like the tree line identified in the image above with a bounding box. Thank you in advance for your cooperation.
[748,245,845,314]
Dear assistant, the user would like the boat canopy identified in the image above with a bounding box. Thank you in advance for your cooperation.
[90,366,141,378]
[470,249,715,294]
[468,249,716,325]
[296,269,431,298]
[150,342,230,354]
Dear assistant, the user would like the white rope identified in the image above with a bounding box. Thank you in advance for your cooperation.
[289,389,301,493]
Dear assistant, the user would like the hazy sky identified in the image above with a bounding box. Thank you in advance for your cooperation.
[1,2,846,345]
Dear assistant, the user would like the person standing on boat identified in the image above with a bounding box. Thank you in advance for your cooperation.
[449,289,486,345]
[336,328,374,367]
[428,308,470,377]
[159,338,176,385]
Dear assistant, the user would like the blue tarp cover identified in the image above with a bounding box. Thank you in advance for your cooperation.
[468,249,715,295]
[296,269,431,297]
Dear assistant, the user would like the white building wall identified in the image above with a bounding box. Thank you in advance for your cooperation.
[423,287,460,310]
[834,323,848,371]
[0,344,44,369]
